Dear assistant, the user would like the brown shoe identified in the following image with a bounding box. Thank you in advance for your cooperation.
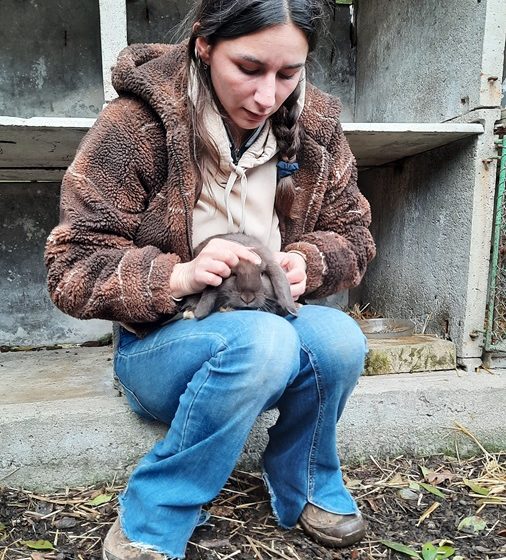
[103,518,169,560]
[299,504,366,548]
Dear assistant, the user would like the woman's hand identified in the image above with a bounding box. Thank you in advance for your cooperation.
[170,238,262,298]
[274,251,307,300]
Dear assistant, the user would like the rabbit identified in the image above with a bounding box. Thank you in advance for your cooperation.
[183,233,298,320]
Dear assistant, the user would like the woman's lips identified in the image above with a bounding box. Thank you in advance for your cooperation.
[243,108,268,122]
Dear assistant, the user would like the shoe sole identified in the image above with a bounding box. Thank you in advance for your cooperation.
[299,519,366,549]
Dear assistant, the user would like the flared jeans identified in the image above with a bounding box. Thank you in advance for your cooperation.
[114,305,367,558]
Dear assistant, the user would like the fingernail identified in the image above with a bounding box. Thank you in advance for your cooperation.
[249,250,261,264]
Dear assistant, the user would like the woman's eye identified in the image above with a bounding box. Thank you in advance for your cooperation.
[239,66,258,75]
[278,72,296,81]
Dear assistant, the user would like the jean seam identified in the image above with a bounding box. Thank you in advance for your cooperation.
[178,343,227,452]
[115,332,229,359]
[119,380,165,423]
[301,342,326,501]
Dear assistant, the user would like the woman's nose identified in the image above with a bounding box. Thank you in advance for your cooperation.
[253,75,276,111]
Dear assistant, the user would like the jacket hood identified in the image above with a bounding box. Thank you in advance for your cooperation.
[112,42,189,116]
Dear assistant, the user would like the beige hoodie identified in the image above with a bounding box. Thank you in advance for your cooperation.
[192,108,281,251]
[190,69,305,252]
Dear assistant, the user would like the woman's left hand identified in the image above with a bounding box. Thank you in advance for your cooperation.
[274,252,307,300]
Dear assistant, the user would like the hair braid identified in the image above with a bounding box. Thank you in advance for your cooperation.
[271,83,304,220]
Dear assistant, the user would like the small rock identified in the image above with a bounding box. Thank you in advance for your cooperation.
[53,516,77,529]
[398,488,419,501]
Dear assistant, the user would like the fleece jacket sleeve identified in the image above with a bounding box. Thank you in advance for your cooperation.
[285,121,376,298]
[44,97,182,324]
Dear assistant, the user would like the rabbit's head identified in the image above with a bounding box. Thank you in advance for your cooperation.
[192,253,298,319]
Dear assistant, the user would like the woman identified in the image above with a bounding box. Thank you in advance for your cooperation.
[45,0,376,558]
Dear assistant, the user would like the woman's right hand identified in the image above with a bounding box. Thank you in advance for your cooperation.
[169,237,262,299]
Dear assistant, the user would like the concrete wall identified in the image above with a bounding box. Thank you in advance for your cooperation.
[503,42,506,107]
[355,0,486,123]
[356,136,477,350]
[0,183,110,346]
[0,0,104,118]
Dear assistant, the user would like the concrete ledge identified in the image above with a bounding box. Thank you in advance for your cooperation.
[1,347,504,490]
[365,335,456,374]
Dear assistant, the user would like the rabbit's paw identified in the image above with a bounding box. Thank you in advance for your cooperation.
[219,306,234,313]
[183,309,196,319]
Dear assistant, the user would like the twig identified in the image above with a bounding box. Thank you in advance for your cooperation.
[0,467,21,481]
[452,422,494,460]
[245,536,265,559]
[219,551,241,560]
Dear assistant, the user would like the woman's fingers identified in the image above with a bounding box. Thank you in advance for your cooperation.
[201,239,262,267]
[171,239,262,298]
[193,257,231,285]
[273,251,307,300]
[289,278,306,299]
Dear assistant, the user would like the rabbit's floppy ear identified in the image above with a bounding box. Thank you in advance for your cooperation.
[265,262,298,316]
[194,287,219,319]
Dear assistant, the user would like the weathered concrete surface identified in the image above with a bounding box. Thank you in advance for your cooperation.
[355,0,505,123]
[365,335,456,375]
[99,0,127,104]
[1,347,504,490]
[0,119,483,182]
[0,183,111,347]
[356,111,498,366]
[0,0,104,118]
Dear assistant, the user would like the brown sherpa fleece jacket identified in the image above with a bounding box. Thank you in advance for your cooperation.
[45,42,375,336]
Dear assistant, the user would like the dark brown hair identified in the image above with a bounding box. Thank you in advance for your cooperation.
[185,0,323,219]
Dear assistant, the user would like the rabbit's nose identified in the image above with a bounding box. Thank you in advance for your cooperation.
[241,291,256,304]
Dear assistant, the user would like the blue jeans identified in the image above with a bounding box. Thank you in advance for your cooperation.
[114,305,367,558]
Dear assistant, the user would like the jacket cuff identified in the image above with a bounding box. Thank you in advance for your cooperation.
[148,253,182,315]
[284,241,327,294]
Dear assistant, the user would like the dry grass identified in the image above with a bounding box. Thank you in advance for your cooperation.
[1,428,505,559]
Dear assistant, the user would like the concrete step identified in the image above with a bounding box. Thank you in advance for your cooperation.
[365,335,456,375]
[1,346,504,490]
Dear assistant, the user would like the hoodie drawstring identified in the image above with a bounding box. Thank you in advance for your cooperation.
[224,165,249,233]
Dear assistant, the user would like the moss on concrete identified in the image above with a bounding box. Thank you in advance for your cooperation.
[364,351,391,375]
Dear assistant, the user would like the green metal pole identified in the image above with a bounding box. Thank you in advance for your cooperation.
[486,135,506,350]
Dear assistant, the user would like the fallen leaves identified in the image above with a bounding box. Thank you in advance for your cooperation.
[381,539,456,559]
[457,515,487,534]
[417,482,446,499]
[381,539,421,558]
[0,449,504,560]
[21,539,54,551]
[85,493,113,507]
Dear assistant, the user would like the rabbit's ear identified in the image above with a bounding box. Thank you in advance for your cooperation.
[194,287,219,319]
[266,262,298,316]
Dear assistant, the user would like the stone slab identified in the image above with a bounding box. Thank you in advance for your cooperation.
[364,335,456,375]
[1,347,504,490]
[0,118,482,180]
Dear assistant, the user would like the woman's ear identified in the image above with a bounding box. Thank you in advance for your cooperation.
[195,36,211,65]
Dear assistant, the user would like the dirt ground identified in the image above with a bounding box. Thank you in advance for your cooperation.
[1,453,505,560]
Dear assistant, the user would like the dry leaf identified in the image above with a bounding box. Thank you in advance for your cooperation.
[425,469,454,485]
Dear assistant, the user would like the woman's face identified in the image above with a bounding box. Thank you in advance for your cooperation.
[196,23,309,141]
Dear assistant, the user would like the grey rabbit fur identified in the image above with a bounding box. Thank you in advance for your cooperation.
[183,233,298,319]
